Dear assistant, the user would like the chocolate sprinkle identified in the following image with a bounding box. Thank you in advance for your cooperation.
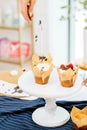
[17,90,23,93]
[15,86,20,90]
[35,39,38,42]
[12,86,23,94]
[35,35,38,38]
[39,56,47,62]
[35,35,38,42]
[39,20,41,25]
[22,69,26,72]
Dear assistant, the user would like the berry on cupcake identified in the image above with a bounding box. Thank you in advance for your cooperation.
[57,63,78,87]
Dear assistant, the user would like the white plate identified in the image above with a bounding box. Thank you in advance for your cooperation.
[18,69,82,99]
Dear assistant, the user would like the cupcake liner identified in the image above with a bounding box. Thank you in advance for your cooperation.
[71,106,87,129]
[31,54,53,85]
[57,67,78,87]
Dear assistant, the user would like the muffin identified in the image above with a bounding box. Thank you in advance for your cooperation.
[71,106,87,130]
[57,63,78,87]
[31,54,53,84]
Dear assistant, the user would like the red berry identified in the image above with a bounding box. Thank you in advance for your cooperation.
[60,64,65,69]
[66,63,73,70]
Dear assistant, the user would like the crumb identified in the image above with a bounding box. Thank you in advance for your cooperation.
[17,90,23,93]
[22,69,26,72]
[35,35,38,38]
[39,20,41,25]
[35,39,38,42]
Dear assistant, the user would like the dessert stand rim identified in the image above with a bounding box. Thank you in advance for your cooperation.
[18,69,82,99]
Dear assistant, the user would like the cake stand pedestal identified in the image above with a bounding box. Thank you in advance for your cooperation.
[32,98,69,127]
[18,69,82,127]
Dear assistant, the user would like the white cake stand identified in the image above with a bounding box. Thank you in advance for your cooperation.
[18,69,82,127]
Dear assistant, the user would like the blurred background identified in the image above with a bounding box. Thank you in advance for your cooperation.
[0,0,86,70]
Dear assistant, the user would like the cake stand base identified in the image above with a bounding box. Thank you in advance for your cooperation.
[32,106,70,127]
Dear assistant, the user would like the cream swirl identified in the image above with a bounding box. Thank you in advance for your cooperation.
[36,63,50,71]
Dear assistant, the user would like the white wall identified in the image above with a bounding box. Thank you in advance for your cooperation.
[49,0,68,65]
[34,0,68,65]
[70,1,85,62]
[33,0,50,55]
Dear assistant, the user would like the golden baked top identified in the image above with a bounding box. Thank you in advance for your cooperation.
[32,54,52,66]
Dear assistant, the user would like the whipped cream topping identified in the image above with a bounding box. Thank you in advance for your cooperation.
[59,69,66,73]
[36,63,50,71]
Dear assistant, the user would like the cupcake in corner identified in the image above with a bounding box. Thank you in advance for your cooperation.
[57,63,78,87]
[71,106,87,130]
[31,54,53,85]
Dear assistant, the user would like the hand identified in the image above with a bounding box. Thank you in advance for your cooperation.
[20,0,36,23]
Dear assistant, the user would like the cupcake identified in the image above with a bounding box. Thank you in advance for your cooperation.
[31,54,53,84]
[57,63,78,87]
[71,106,87,130]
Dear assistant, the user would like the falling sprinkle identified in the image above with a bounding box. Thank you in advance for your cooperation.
[22,69,26,72]
[35,35,38,38]
[35,39,38,42]
[39,20,41,25]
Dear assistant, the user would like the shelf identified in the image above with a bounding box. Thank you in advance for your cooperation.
[0,0,33,66]
[0,59,20,65]
[0,24,31,31]
[0,56,31,65]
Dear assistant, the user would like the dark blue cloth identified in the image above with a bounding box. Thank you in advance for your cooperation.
[0,96,87,130]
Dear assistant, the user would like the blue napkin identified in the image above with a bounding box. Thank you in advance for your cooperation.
[0,96,87,130]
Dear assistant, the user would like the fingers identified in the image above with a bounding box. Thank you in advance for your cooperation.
[30,13,34,21]
[20,0,36,23]
[22,9,30,23]
[20,0,31,23]
[22,10,30,23]
[29,0,36,16]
